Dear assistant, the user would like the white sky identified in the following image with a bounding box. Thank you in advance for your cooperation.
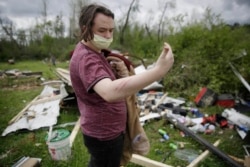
[0,0,250,31]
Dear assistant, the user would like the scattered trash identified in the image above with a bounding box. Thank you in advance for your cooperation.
[174,148,199,163]
[181,107,204,118]
[194,87,217,107]
[55,67,250,167]
[189,124,205,133]
[169,143,178,150]
[166,117,243,167]
[176,142,189,149]
[1,61,248,167]
[216,94,235,108]
[3,69,42,78]
[222,108,250,142]
[158,129,169,140]
[204,124,216,134]
[222,108,250,128]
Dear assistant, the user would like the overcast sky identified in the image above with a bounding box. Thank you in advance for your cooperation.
[0,0,250,31]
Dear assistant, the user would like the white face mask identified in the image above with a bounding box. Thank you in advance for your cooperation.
[91,34,113,50]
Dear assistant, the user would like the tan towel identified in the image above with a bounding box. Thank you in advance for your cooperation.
[121,89,150,165]
[104,51,150,166]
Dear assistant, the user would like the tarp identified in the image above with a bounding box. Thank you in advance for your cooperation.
[2,83,68,136]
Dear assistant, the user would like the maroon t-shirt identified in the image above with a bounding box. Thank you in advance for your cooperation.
[69,42,127,140]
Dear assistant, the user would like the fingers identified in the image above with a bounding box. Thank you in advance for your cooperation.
[155,42,174,73]
[110,60,129,78]
[159,42,173,61]
[114,61,125,70]
[107,57,125,70]
[106,56,120,62]
[163,42,170,55]
[114,61,129,77]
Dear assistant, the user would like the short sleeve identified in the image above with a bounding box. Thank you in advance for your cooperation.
[78,53,114,92]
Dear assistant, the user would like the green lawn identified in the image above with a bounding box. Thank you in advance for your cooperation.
[0,61,248,167]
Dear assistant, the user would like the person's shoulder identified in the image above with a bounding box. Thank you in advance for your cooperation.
[73,43,90,56]
[76,42,98,55]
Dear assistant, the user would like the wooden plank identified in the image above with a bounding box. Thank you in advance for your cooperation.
[151,93,168,110]
[187,140,220,167]
[69,117,81,147]
[56,68,72,86]
[228,155,245,165]
[130,154,173,167]
[8,95,40,125]
[245,156,250,167]
[30,94,64,105]
[41,80,63,85]
[56,68,70,75]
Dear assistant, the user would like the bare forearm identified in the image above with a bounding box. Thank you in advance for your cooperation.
[96,67,166,102]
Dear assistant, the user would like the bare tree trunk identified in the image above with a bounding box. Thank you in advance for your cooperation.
[69,0,90,42]
[145,24,152,40]
[0,18,20,49]
[119,0,137,45]
[42,0,47,24]
[157,2,168,42]
[41,0,48,35]
[157,0,176,42]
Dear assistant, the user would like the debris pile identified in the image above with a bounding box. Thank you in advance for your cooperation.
[136,87,250,143]
[1,69,42,78]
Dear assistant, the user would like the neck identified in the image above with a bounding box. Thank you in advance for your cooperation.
[81,40,101,53]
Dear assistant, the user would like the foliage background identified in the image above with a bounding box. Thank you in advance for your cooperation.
[1,3,249,96]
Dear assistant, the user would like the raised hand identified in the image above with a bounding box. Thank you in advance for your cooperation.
[155,42,174,76]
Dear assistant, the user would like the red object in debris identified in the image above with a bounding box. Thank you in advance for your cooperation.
[194,87,217,107]
[220,120,228,127]
[202,114,228,128]
[202,115,216,124]
[216,94,235,108]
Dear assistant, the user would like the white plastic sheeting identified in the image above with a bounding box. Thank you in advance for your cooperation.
[2,83,68,136]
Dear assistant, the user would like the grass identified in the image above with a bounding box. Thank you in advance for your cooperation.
[0,60,248,167]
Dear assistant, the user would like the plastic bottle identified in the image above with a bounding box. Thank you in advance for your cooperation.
[158,129,169,140]
[191,108,203,117]
[174,149,199,162]
[169,143,178,150]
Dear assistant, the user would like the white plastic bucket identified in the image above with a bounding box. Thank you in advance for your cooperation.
[46,129,71,160]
